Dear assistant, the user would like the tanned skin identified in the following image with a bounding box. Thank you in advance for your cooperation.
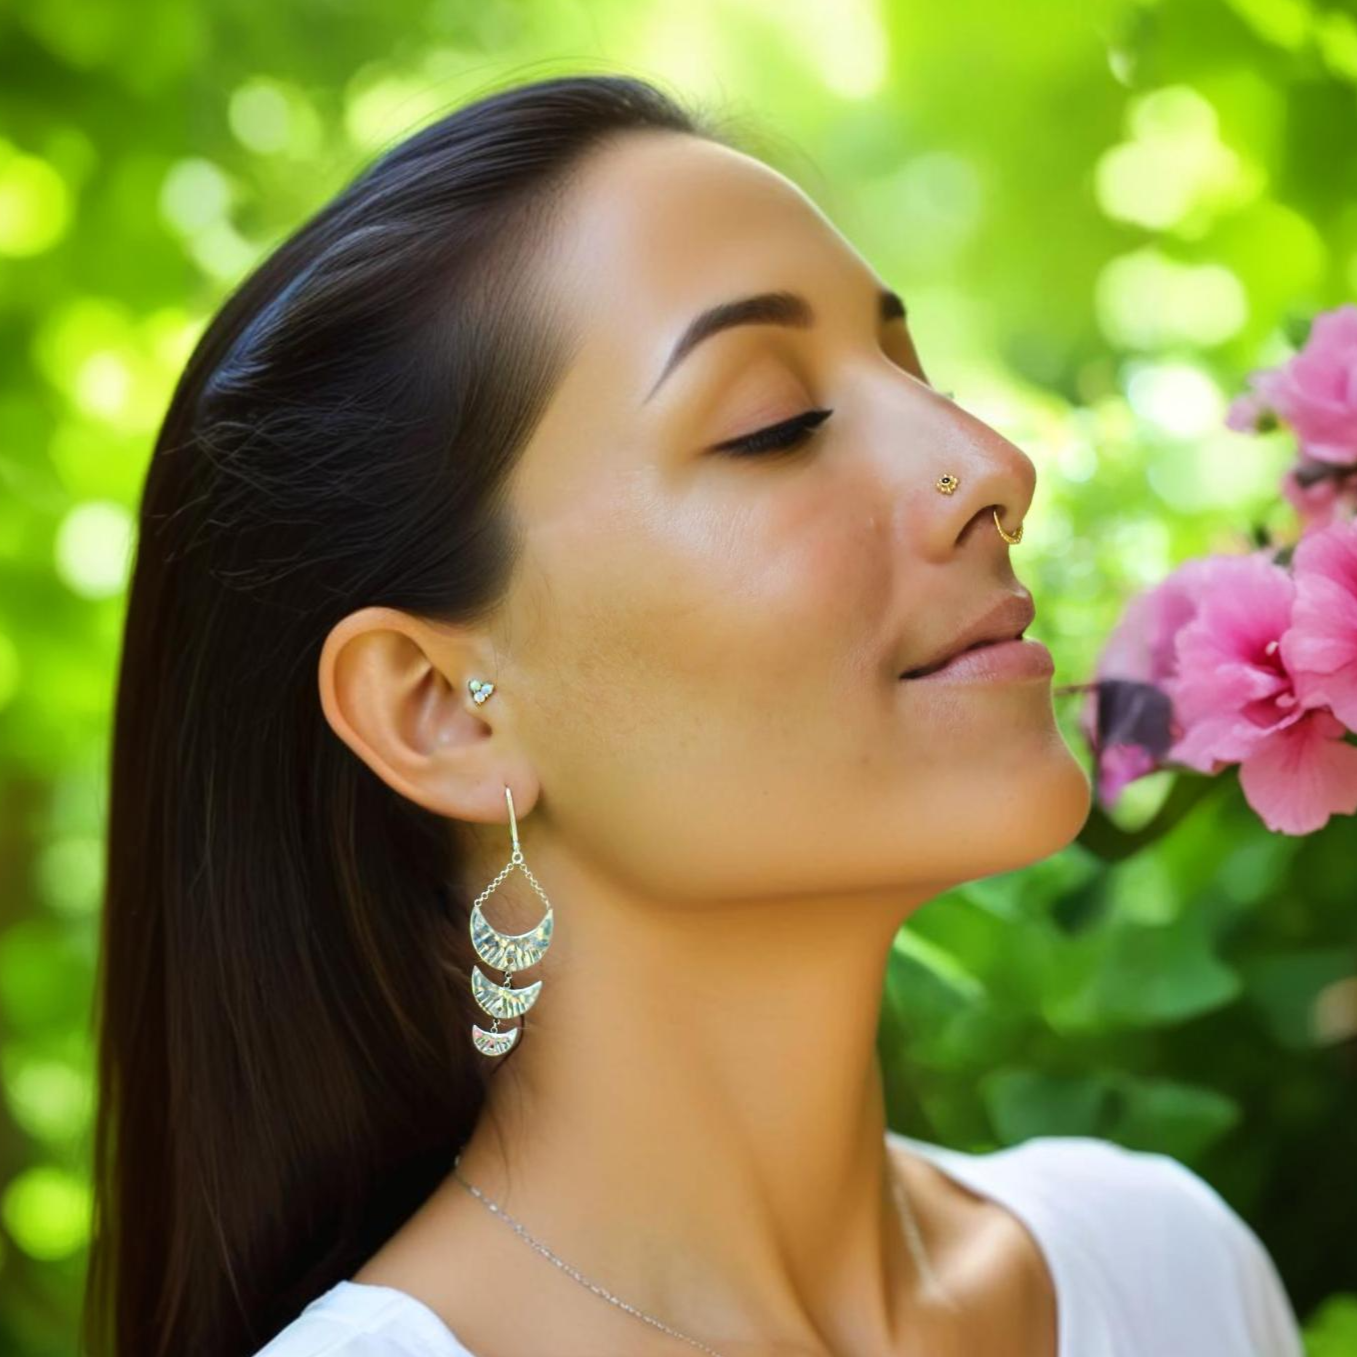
[318,130,1091,1357]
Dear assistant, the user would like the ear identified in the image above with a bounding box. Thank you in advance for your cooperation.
[316,606,536,825]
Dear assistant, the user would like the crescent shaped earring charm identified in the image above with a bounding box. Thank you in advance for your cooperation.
[468,782,554,1058]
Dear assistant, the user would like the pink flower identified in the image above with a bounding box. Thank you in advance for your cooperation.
[1096,742,1158,805]
[1096,557,1216,688]
[1281,464,1343,531]
[1237,709,1357,837]
[1225,390,1272,433]
[1280,461,1357,532]
[1082,557,1217,807]
[1245,304,1357,466]
[1280,519,1357,730]
[1166,554,1297,766]
[1166,551,1357,834]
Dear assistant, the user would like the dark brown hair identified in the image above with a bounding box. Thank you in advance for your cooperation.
[83,71,743,1357]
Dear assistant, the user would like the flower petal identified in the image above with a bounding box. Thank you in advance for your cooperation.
[1282,521,1357,728]
[1238,709,1357,834]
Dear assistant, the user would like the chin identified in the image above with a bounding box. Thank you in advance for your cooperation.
[1032,747,1093,849]
[984,745,1092,874]
[923,738,1093,885]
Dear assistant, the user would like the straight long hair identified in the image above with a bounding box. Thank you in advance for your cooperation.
[83,71,738,1357]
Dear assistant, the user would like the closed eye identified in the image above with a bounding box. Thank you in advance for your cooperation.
[708,380,953,460]
[711,407,833,457]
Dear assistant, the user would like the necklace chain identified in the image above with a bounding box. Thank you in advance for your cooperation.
[449,1144,936,1356]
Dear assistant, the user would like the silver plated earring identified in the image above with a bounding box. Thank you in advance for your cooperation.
[467,781,554,1057]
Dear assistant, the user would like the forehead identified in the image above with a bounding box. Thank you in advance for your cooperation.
[549,131,849,338]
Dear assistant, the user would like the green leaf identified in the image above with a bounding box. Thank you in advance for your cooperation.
[1046,909,1242,1030]
[1302,1293,1357,1357]
[1102,1072,1241,1159]
[1238,949,1355,1050]
[980,1068,1117,1142]
[1076,773,1224,863]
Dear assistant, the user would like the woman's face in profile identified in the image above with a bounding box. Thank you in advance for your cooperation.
[487,129,1091,901]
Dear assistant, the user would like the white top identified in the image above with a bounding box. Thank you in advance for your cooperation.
[253,1130,1306,1357]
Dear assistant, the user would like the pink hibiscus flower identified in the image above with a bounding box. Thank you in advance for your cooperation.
[1279,462,1357,532]
[1082,557,1217,806]
[1242,303,1357,466]
[1094,742,1159,805]
[1166,551,1357,835]
[1225,390,1274,433]
[1096,557,1216,687]
[1280,519,1357,730]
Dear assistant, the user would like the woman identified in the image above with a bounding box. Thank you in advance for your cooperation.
[85,72,1305,1357]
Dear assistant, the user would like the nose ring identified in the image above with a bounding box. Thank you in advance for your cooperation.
[992,506,1023,544]
[934,474,1024,543]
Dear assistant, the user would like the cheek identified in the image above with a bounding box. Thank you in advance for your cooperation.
[536,471,888,701]
[676,475,893,695]
[504,478,893,877]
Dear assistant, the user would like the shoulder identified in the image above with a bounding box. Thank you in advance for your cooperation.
[252,1280,476,1357]
[960,1134,1306,1356]
[1006,1133,1282,1263]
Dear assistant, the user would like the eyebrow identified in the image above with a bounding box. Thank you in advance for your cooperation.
[642,285,908,404]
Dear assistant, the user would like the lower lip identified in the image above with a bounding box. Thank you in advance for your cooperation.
[901,637,1055,684]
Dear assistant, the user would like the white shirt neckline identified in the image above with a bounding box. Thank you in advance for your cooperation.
[324,1128,1075,1357]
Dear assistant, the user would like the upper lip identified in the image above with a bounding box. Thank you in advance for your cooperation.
[899,591,1036,679]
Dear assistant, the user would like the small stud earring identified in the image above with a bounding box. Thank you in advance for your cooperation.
[468,678,495,705]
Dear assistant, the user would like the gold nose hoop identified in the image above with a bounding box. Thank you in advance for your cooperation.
[933,474,1023,544]
[991,507,1023,543]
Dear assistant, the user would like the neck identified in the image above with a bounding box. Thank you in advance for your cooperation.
[453,839,942,1354]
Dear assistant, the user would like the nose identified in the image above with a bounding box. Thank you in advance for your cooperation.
[916,410,1037,561]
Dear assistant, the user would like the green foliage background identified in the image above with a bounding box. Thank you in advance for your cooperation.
[2,0,1355,1352]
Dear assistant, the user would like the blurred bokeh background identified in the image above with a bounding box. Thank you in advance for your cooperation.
[2,1,1356,1353]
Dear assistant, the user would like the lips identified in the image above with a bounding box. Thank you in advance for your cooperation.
[902,636,1016,679]
[898,591,1037,680]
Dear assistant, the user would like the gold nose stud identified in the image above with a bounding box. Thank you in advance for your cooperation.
[935,473,959,495]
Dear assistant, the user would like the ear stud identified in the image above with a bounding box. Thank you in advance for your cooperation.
[468,679,496,705]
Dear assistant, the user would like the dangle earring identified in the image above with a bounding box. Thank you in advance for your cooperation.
[467,782,554,1058]
[463,682,554,1058]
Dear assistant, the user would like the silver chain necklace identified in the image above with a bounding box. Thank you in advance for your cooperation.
[449,1145,938,1356]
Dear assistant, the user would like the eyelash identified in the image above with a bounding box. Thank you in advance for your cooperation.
[709,377,956,459]
[712,407,835,457]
